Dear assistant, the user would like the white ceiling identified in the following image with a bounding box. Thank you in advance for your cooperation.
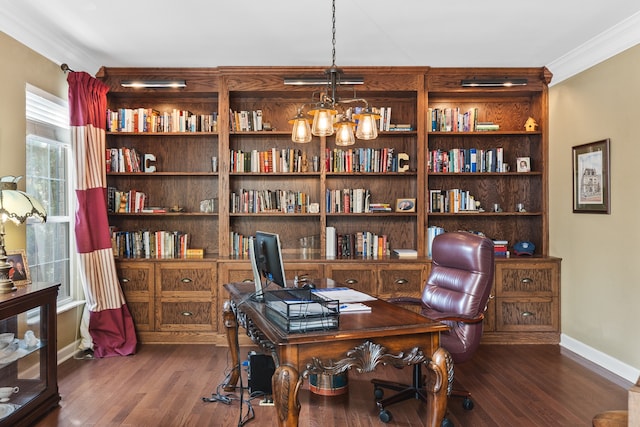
[2,0,640,84]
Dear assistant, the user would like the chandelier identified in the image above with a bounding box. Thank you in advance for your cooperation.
[288,0,379,146]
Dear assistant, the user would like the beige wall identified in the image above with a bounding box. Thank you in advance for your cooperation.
[550,44,640,372]
[0,31,82,353]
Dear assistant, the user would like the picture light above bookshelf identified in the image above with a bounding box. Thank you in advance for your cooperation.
[120,80,186,88]
[460,77,528,87]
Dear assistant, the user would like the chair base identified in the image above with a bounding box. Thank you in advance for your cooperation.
[371,364,473,424]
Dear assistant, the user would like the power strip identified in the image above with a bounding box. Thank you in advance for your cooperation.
[259,399,274,406]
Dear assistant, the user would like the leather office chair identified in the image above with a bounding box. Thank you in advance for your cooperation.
[371,231,495,424]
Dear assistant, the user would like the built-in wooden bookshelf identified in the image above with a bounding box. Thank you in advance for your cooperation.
[97,66,559,345]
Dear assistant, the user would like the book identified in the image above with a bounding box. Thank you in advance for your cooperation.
[393,249,418,258]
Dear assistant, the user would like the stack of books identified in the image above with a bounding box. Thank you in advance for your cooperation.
[493,239,509,257]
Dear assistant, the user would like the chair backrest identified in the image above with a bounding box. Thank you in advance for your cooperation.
[421,231,495,363]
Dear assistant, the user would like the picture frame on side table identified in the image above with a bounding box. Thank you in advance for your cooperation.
[572,138,610,214]
[7,249,31,286]
[395,198,416,212]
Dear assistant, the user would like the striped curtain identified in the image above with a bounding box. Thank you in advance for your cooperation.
[67,71,137,357]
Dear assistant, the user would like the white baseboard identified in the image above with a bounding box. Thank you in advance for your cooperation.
[561,334,640,384]
[57,339,81,364]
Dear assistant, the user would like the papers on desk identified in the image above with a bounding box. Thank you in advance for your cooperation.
[311,287,377,303]
[339,303,372,313]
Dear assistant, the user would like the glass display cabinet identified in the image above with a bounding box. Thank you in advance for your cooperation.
[0,283,60,426]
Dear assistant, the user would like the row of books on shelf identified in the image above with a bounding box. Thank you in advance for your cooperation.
[428,147,508,173]
[229,148,312,173]
[429,107,500,132]
[326,188,371,214]
[107,108,218,133]
[427,226,446,257]
[107,188,147,213]
[325,226,389,258]
[326,147,406,173]
[229,109,264,132]
[429,189,479,213]
[230,189,311,214]
[106,147,143,173]
[111,229,189,259]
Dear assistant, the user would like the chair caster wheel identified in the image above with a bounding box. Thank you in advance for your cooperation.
[462,397,474,410]
[374,387,384,400]
[379,409,392,423]
[441,417,454,427]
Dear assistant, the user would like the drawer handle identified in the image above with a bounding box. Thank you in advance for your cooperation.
[181,278,193,284]
[345,278,358,285]
[242,278,254,283]
[521,278,533,285]
[521,311,535,317]
[394,278,409,285]
[121,278,130,283]
[181,311,193,317]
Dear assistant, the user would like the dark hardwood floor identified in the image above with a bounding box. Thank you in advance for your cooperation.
[34,344,630,427]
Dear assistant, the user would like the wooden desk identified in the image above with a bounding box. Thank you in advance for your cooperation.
[223,282,452,427]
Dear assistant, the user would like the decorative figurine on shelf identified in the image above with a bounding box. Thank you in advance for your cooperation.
[524,117,538,132]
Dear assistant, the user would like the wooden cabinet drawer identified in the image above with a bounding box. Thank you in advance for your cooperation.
[116,262,154,294]
[284,262,324,284]
[377,264,426,298]
[324,264,377,295]
[495,262,559,297]
[495,297,559,332]
[157,298,215,332]
[116,262,155,332]
[157,262,216,296]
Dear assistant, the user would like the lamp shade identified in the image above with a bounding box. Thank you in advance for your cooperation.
[334,119,356,146]
[0,181,47,225]
[309,108,336,137]
[289,114,312,143]
[355,111,380,140]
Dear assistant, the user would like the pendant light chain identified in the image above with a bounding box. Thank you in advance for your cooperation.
[331,0,336,67]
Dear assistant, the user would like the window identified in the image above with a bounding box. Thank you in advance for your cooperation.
[25,85,75,305]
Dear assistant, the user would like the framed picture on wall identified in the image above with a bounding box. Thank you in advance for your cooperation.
[7,249,31,286]
[572,138,610,214]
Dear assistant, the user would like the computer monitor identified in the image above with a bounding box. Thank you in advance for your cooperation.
[248,237,264,300]
[254,231,287,288]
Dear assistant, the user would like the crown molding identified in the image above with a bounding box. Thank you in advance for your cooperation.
[548,11,640,85]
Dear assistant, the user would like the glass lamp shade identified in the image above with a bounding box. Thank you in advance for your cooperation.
[334,119,356,146]
[0,181,47,225]
[289,116,312,143]
[355,112,379,140]
[309,108,337,137]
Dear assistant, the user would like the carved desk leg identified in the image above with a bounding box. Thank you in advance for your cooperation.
[272,364,303,427]
[222,301,240,392]
[425,347,453,427]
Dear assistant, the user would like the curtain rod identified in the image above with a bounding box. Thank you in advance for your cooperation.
[60,63,75,73]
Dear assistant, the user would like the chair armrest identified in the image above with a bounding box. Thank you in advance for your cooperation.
[429,312,485,324]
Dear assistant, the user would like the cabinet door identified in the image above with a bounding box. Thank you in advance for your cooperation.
[495,261,559,297]
[495,297,558,332]
[324,264,377,295]
[116,262,155,331]
[155,262,216,332]
[494,260,559,332]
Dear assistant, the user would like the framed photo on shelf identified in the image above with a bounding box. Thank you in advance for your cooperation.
[7,249,31,286]
[516,157,531,172]
[572,138,610,214]
[395,198,416,212]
